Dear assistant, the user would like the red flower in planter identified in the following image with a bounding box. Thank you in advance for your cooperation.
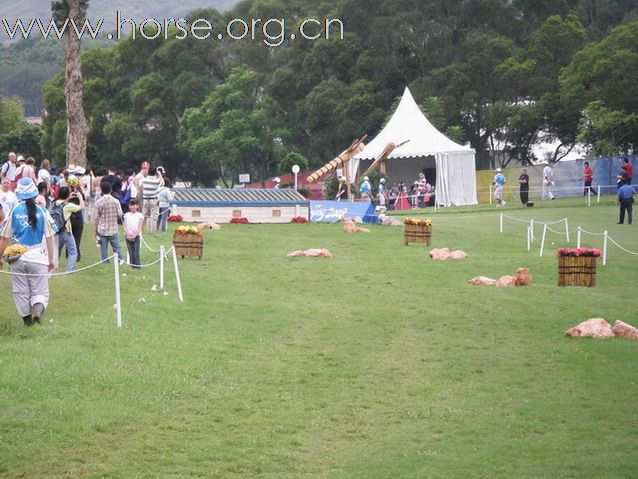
[168,214,183,222]
[291,216,308,223]
[556,247,601,257]
[230,217,249,224]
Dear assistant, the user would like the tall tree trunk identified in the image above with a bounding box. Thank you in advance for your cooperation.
[64,0,87,168]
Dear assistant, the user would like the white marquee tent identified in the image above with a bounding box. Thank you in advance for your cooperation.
[354,87,478,206]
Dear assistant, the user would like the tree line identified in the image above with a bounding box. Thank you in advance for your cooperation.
[20,0,638,185]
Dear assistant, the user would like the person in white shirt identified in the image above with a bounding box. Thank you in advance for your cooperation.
[542,163,555,200]
[0,176,19,214]
[123,199,144,268]
[1,152,18,186]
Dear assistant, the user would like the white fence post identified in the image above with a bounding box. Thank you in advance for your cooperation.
[603,231,608,266]
[527,226,531,252]
[530,219,535,241]
[597,186,601,204]
[577,227,582,249]
[160,245,165,290]
[114,257,122,329]
[540,224,548,257]
[587,189,591,207]
[500,213,504,233]
[171,247,184,302]
[565,218,570,243]
[489,185,493,205]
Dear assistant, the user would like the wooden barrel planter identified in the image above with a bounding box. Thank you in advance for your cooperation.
[173,232,204,259]
[558,256,596,287]
[404,223,432,246]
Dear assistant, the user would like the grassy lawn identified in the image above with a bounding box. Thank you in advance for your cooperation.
[1,196,637,478]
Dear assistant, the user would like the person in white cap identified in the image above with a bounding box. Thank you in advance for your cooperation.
[0,178,56,326]
[335,176,347,201]
[493,168,506,207]
[273,177,281,189]
[359,175,372,200]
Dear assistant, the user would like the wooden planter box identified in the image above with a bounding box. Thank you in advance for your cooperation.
[558,256,597,287]
[173,232,204,259]
[404,224,432,246]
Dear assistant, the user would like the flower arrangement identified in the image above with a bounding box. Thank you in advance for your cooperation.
[556,247,601,257]
[291,216,308,223]
[2,244,29,263]
[174,225,202,236]
[230,217,250,224]
[168,214,183,222]
[403,218,432,226]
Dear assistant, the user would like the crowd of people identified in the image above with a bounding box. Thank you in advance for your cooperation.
[490,158,635,208]
[0,152,175,326]
[335,171,435,211]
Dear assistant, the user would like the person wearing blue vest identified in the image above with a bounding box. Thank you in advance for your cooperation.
[359,176,371,200]
[0,178,57,326]
[493,168,506,207]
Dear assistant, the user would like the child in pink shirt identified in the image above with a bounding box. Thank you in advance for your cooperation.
[123,199,144,268]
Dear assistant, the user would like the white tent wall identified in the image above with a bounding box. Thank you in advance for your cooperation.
[436,152,478,206]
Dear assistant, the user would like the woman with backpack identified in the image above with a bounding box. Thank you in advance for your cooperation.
[0,178,56,326]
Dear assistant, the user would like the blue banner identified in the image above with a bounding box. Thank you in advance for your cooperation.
[309,200,374,223]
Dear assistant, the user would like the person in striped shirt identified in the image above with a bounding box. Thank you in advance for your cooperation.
[141,166,164,234]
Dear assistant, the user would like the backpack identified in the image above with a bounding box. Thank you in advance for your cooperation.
[14,165,24,181]
[50,201,67,233]
[119,186,132,205]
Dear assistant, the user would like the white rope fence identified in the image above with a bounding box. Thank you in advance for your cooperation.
[0,244,184,328]
[500,213,638,265]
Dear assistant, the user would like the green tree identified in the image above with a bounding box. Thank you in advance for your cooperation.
[179,66,290,186]
[560,20,638,154]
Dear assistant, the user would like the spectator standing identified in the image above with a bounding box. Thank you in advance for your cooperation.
[123,199,144,268]
[35,182,48,209]
[37,159,51,186]
[13,156,27,181]
[141,166,162,234]
[22,157,37,181]
[359,176,371,200]
[617,180,634,225]
[1,152,18,187]
[54,187,83,272]
[134,161,150,209]
[156,177,174,233]
[335,176,348,201]
[518,168,529,206]
[542,163,555,200]
[94,182,123,263]
[67,175,86,261]
[493,168,506,207]
[583,161,593,196]
[0,176,19,213]
[622,158,633,184]
[272,177,280,189]
[417,172,426,206]
[0,178,56,325]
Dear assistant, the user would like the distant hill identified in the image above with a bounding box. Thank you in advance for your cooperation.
[0,1,238,30]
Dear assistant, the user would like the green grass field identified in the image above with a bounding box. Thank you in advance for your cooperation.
[1,196,637,478]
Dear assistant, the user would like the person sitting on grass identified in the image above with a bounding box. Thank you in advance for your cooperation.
[123,199,144,268]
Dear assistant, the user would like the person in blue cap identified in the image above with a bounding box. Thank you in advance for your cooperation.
[0,178,57,325]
